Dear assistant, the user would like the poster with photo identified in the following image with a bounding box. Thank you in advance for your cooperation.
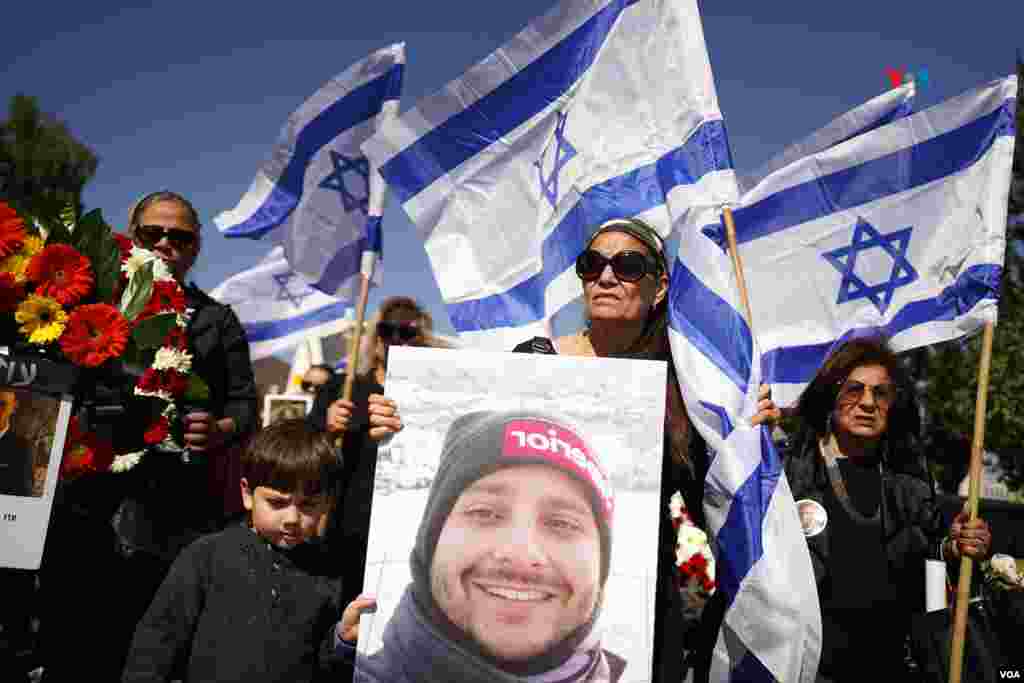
[262,393,314,427]
[356,346,667,683]
[0,353,75,569]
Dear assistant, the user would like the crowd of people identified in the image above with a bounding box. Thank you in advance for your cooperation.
[0,193,999,683]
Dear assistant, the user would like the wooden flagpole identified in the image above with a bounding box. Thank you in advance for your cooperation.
[334,252,375,448]
[948,320,995,683]
[722,207,754,330]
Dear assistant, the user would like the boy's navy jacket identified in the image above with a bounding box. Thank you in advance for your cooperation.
[122,523,345,683]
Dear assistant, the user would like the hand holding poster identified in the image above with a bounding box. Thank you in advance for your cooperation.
[355,346,666,683]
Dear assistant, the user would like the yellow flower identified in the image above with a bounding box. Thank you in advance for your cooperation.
[21,235,44,257]
[0,251,29,282]
[15,294,68,344]
[0,236,42,282]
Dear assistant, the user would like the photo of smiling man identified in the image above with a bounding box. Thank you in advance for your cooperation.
[355,409,624,683]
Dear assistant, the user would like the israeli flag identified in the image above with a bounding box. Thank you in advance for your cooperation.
[664,114,823,683]
[738,82,915,195]
[362,0,731,349]
[209,246,350,361]
[728,76,1017,408]
[215,44,403,298]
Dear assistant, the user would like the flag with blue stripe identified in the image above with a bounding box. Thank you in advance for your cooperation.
[727,76,1017,408]
[664,146,823,681]
[362,0,731,349]
[738,82,915,195]
[209,246,350,361]
[214,43,403,299]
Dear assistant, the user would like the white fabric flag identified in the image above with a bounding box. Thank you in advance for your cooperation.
[738,82,915,195]
[362,0,729,349]
[215,44,402,298]
[726,76,1017,407]
[209,246,349,361]
[662,105,823,683]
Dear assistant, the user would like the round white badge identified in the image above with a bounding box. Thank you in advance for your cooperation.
[796,499,827,538]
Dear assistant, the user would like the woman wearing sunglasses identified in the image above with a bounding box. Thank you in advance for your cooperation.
[36,191,259,682]
[308,296,441,606]
[784,336,992,681]
[367,217,779,683]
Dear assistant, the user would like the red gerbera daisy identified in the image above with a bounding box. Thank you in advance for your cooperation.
[26,243,94,306]
[59,303,130,367]
[144,415,171,445]
[137,280,186,321]
[60,416,115,479]
[0,202,26,258]
[0,271,25,312]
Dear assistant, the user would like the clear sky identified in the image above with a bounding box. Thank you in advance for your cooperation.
[3,0,1020,343]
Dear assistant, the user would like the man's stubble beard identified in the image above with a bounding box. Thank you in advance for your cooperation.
[429,558,600,663]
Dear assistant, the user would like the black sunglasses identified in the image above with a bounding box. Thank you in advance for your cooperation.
[575,249,659,283]
[135,225,198,249]
[377,320,420,342]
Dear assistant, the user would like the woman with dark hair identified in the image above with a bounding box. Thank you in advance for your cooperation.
[784,336,992,681]
[367,217,779,682]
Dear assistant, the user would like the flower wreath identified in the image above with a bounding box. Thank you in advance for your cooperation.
[669,491,717,598]
[0,200,208,478]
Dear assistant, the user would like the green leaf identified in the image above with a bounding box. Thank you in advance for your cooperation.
[183,373,211,403]
[71,209,121,304]
[121,261,154,322]
[132,313,178,349]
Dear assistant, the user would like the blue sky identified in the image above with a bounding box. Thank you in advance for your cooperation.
[3,0,1020,343]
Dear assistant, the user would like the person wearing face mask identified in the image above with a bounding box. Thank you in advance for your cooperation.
[783,336,993,681]
[353,410,625,683]
[366,218,782,682]
[307,297,440,606]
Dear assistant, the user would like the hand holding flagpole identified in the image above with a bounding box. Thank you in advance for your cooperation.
[948,321,995,683]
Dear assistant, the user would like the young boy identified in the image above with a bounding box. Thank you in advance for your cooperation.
[121,418,374,683]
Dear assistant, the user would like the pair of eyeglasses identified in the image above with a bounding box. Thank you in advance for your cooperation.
[575,249,658,283]
[837,380,900,407]
[135,225,198,249]
[378,320,420,343]
[300,381,321,393]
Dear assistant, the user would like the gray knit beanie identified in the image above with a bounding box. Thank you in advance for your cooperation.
[410,410,615,597]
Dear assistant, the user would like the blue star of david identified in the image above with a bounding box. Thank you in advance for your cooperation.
[822,217,919,314]
[273,270,314,309]
[535,111,577,209]
[320,151,369,215]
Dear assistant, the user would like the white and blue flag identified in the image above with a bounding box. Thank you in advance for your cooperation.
[662,91,823,683]
[209,246,350,361]
[724,76,1017,408]
[362,0,730,349]
[738,82,916,195]
[215,43,403,298]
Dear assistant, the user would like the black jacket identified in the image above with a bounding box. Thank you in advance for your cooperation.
[184,284,258,441]
[308,372,383,604]
[783,435,946,611]
[122,524,346,683]
[0,429,34,496]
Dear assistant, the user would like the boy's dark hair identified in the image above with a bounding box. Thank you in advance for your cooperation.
[242,418,339,496]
